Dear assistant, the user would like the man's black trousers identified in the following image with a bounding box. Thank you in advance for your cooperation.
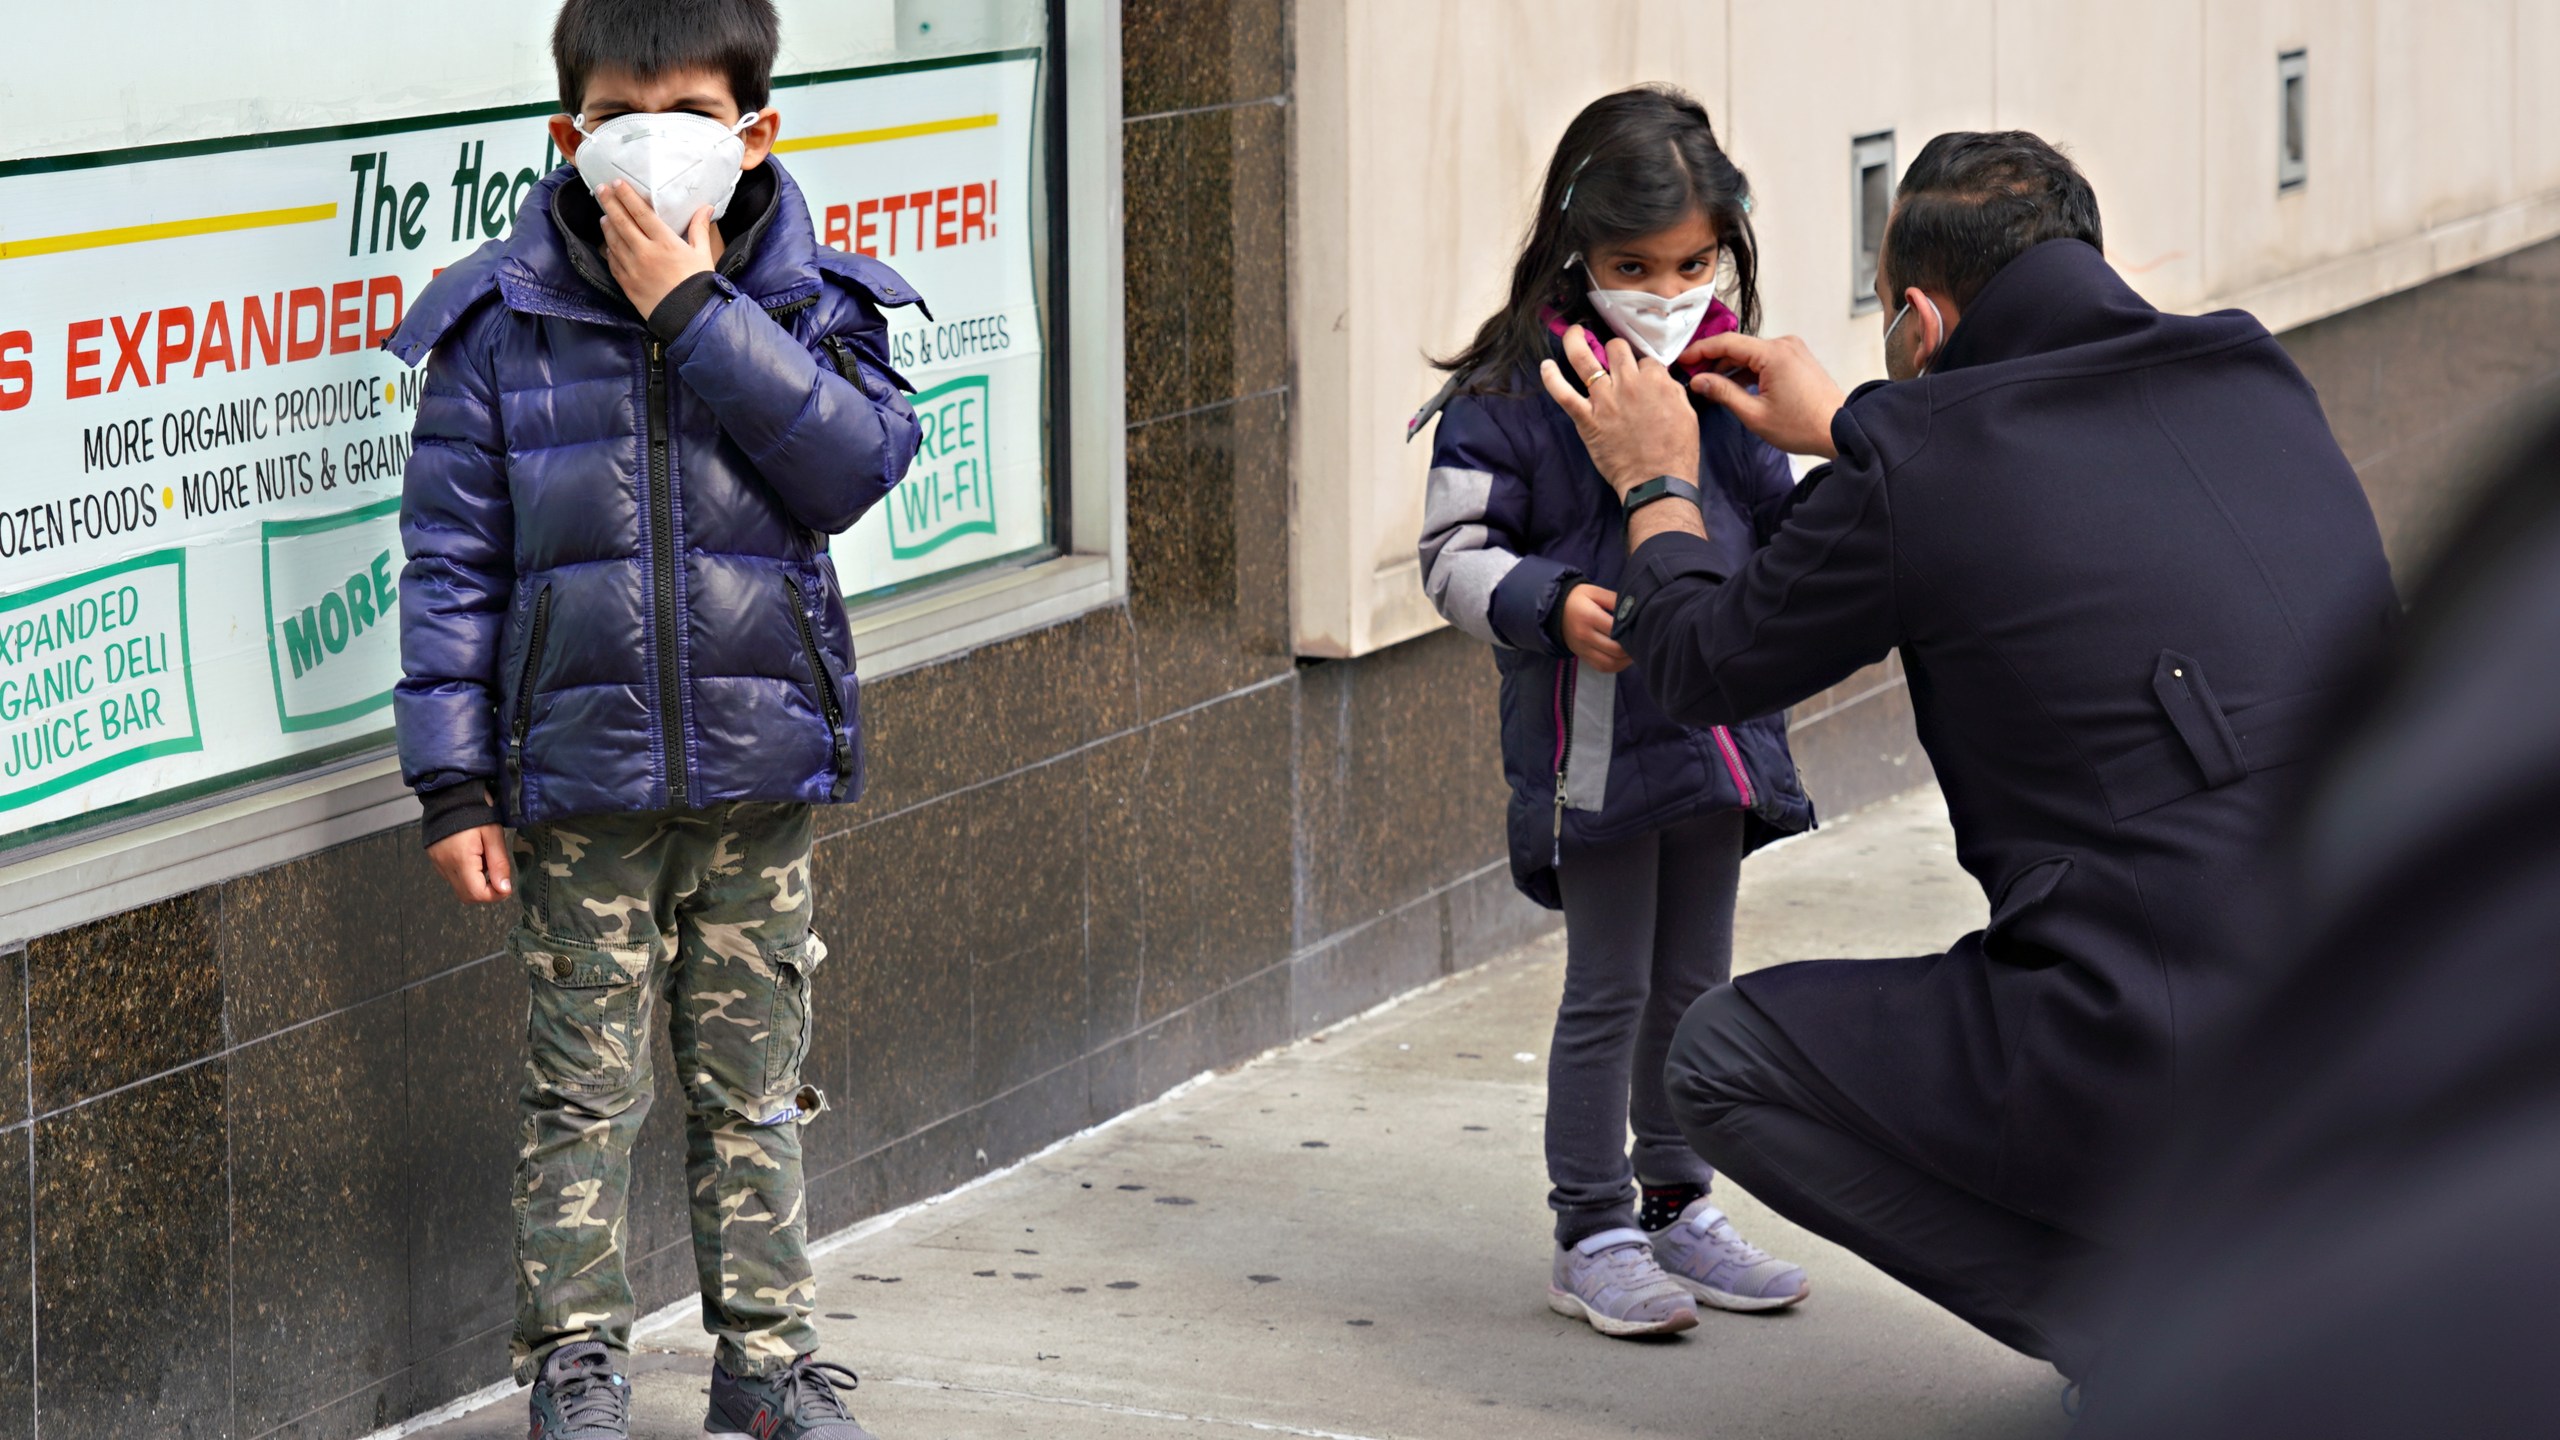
[1664,983,2110,1375]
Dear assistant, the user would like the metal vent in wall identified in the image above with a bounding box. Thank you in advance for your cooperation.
[2279,49,2309,192]
[1851,130,1895,314]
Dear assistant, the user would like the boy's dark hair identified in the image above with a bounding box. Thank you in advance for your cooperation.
[1883,130,2103,310]
[1435,85,1760,392]
[553,0,781,115]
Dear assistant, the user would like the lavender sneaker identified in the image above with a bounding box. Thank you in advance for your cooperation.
[1548,1228,1701,1337]
[1650,1199,1809,1312]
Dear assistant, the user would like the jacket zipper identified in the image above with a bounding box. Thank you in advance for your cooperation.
[1710,724,1756,809]
[646,339,687,808]
[1552,659,1578,868]
[505,585,554,814]
[823,330,920,398]
[820,335,859,384]
[782,576,852,798]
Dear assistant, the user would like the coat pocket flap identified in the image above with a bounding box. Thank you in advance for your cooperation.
[1987,856,2074,937]
[2095,685,2337,821]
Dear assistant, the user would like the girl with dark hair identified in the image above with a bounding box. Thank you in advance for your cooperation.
[1413,85,1815,1338]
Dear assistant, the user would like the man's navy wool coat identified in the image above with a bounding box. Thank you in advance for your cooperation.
[1617,238,2397,1240]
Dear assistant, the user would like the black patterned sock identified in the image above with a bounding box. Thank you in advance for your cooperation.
[1640,1183,1707,1232]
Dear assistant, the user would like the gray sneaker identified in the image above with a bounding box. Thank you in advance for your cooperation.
[705,1352,877,1439]
[1548,1227,1700,1337]
[527,1340,631,1440]
[1651,1199,1809,1312]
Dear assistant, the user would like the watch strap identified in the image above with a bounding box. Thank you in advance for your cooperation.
[1622,475,1703,515]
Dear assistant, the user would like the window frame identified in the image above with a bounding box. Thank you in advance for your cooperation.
[0,0,1126,945]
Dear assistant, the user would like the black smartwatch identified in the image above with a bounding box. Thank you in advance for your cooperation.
[1621,475,1702,515]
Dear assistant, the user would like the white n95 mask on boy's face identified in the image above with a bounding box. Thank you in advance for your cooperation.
[573,110,761,234]
[1586,281,1720,366]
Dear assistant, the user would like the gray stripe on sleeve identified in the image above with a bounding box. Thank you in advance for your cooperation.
[1419,466,1519,647]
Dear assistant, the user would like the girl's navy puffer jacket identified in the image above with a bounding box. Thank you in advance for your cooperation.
[388,160,922,827]
[1419,360,1815,908]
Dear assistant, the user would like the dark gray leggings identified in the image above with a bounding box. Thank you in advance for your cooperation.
[1547,807,1743,1245]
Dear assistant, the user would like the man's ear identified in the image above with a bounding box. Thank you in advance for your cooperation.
[739,110,781,170]
[1902,287,1948,370]
[548,114,585,161]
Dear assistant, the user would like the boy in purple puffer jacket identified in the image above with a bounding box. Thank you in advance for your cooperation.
[389,2,918,1435]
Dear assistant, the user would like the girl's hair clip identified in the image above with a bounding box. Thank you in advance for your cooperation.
[1741,193,1754,214]
[1559,153,1595,213]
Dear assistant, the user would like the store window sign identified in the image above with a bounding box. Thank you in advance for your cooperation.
[262,497,403,734]
[892,375,995,559]
[0,552,201,812]
[0,51,1045,852]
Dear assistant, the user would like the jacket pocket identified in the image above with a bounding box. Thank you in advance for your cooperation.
[505,584,554,814]
[781,576,854,800]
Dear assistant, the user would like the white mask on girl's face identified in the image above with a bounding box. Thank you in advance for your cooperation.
[574,110,762,234]
[1585,281,1720,366]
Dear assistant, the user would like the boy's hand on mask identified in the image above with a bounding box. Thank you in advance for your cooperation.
[597,180,720,320]
[1560,584,1631,673]
[1539,326,1700,497]
[427,823,515,905]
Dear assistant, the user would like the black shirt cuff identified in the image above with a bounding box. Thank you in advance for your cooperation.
[419,782,500,850]
[1614,531,1730,640]
[646,272,724,345]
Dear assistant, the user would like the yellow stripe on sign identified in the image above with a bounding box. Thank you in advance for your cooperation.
[772,113,999,154]
[0,202,339,261]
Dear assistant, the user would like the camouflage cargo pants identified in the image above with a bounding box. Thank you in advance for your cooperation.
[506,802,825,1381]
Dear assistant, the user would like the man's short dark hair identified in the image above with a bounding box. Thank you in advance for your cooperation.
[553,0,781,116]
[1882,131,2104,310]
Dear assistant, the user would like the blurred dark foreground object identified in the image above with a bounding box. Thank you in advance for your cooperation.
[2079,408,2560,1437]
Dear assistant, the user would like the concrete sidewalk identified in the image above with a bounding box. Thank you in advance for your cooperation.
[414,786,2067,1439]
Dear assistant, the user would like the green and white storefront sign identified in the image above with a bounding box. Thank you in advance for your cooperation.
[887,375,998,559]
[0,551,202,812]
[262,497,402,733]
